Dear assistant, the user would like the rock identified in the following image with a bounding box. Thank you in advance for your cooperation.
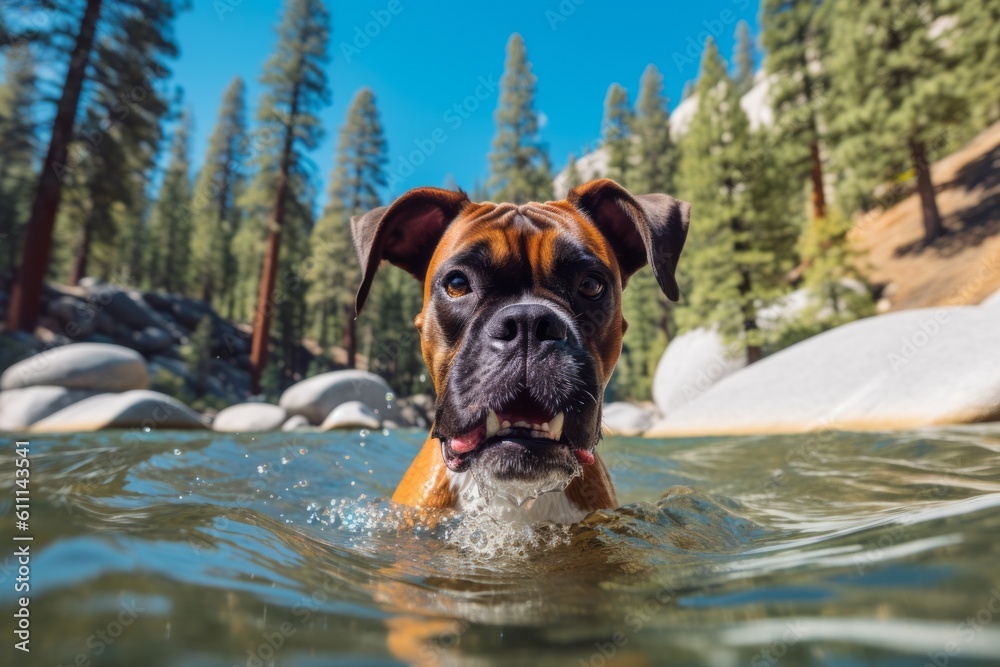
[30,390,206,432]
[141,291,174,312]
[279,370,394,425]
[602,402,658,436]
[148,355,195,384]
[78,277,103,289]
[321,400,381,430]
[130,326,174,354]
[0,386,99,431]
[652,328,745,417]
[394,394,434,427]
[981,288,1000,308]
[169,296,214,329]
[89,286,169,331]
[393,394,434,428]
[281,415,311,432]
[212,403,287,432]
[0,343,149,392]
[647,306,1000,437]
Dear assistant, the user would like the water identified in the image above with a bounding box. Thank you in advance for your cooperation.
[2,425,1000,666]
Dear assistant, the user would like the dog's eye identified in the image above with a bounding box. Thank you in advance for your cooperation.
[444,271,470,298]
[578,275,606,300]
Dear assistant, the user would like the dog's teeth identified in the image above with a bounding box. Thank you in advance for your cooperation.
[513,420,530,428]
[486,410,499,438]
[541,422,550,432]
[501,420,511,429]
[549,412,564,440]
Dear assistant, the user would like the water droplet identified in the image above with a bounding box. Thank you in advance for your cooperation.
[299,448,307,455]
[419,374,426,383]
[257,465,267,474]
[281,457,291,465]
[350,481,356,486]
[385,392,394,402]
[144,427,151,433]
[359,429,369,438]
[173,449,181,455]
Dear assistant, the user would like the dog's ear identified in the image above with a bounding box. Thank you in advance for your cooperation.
[568,178,691,301]
[352,187,470,315]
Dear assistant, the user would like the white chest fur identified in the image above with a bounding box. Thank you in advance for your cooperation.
[447,470,588,524]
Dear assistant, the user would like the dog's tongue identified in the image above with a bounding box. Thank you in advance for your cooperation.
[450,426,484,454]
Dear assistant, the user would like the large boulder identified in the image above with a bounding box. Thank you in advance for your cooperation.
[279,370,394,424]
[647,306,1000,437]
[29,390,206,432]
[321,400,381,431]
[212,402,287,432]
[652,328,745,417]
[88,286,169,331]
[130,326,174,354]
[602,402,658,436]
[0,386,98,431]
[0,343,149,392]
[281,414,311,432]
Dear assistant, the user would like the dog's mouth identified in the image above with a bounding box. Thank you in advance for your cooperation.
[439,391,596,473]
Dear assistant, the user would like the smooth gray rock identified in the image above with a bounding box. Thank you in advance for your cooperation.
[130,326,174,354]
[602,402,658,436]
[320,400,381,431]
[0,343,149,392]
[279,370,394,424]
[280,414,311,432]
[89,286,169,331]
[652,328,745,417]
[30,390,206,432]
[212,402,287,432]
[0,386,98,431]
[647,306,1000,437]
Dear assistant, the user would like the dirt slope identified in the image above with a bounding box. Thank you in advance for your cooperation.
[851,121,1000,311]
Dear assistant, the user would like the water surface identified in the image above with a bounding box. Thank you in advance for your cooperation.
[2,426,1000,666]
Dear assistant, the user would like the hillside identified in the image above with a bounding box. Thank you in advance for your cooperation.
[852,121,1000,311]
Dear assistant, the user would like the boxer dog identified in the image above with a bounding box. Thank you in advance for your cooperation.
[352,179,689,523]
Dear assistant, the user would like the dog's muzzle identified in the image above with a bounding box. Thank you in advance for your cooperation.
[433,299,602,487]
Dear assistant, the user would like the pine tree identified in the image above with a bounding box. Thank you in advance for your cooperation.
[734,20,756,94]
[616,66,679,400]
[761,0,830,222]
[488,34,552,203]
[60,23,170,286]
[5,0,183,331]
[602,83,632,185]
[826,0,967,245]
[676,38,798,363]
[249,0,331,392]
[147,109,193,293]
[956,0,1000,127]
[190,77,247,305]
[307,88,387,369]
[630,65,676,196]
[0,45,37,273]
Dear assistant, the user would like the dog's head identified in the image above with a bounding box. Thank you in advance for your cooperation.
[353,179,689,498]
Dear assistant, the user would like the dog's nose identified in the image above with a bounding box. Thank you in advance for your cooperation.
[487,303,568,346]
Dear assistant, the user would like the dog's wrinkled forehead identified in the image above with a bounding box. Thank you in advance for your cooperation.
[427,201,618,286]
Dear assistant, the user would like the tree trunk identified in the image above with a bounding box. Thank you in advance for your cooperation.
[6,0,102,332]
[249,87,300,393]
[343,302,356,369]
[809,139,827,221]
[910,139,943,245]
[69,213,93,286]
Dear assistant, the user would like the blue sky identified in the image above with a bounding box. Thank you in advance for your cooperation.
[173,0,760,204]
